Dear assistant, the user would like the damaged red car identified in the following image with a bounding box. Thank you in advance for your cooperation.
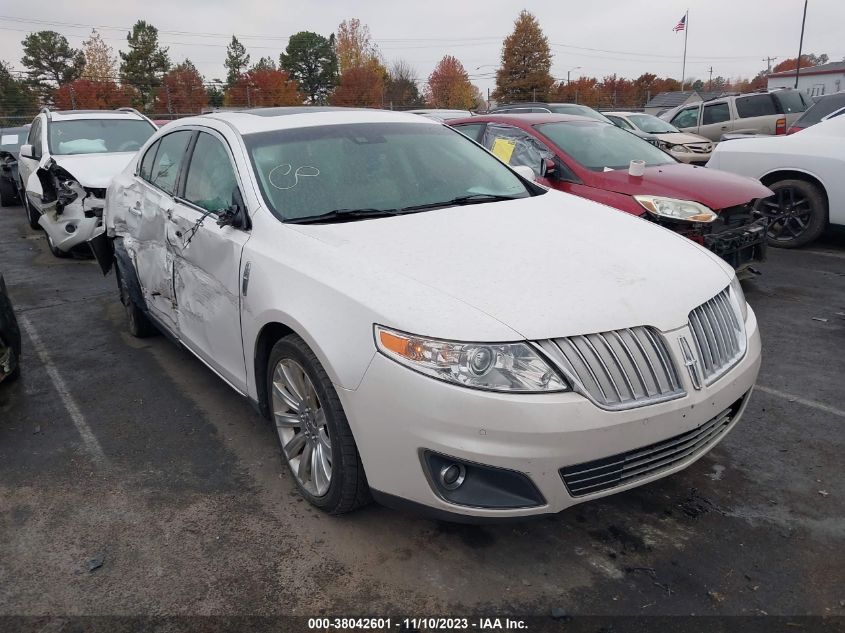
[449,113,772,271]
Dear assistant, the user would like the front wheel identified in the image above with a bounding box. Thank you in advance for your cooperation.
[267,334,370,514]
[20,185,41,230]
[755,179,827,248]
[118,267,156,338]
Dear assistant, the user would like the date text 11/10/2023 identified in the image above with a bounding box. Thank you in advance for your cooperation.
[307,617,529,630]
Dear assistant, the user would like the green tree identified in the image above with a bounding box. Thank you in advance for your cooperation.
[251,56,276,72]
[21,31,85,101]
[280,31,338,104]
[0,61,38,121]
[206,80,224,108]
[493,10,554,103]
[119,20,171,109]
[225,36,250,87]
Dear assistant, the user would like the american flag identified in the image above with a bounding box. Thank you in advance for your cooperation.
[673,15,686,32]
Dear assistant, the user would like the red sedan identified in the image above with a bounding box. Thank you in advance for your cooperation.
[448,113,772,271]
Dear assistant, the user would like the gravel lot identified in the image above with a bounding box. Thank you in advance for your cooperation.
[1,203,843,620]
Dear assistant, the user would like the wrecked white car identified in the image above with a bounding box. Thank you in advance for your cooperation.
[17,108,156,257]
[97,108,760,520]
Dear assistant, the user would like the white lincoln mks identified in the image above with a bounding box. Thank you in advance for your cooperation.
[99,107,761,520]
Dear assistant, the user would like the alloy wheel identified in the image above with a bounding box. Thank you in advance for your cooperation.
[756,185,814,243]
[271,358,333,497]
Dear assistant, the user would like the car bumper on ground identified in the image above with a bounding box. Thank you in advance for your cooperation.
[340,308,761,519]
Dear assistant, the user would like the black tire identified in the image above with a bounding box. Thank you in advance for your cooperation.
[0,178,18,207]
[117,267,156,338]
[266,334,370,514]
[756,179,828,249]
[20,185,41,230]
[45,233,71,259]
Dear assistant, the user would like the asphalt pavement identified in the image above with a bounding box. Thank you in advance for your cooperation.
[0,203,843,621]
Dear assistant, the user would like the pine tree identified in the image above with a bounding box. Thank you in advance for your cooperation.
[493,10,554,103]
[225,36,250,87]
[20,31,85,101]
[119,20,171,109]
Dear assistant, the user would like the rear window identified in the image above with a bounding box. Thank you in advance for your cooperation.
[0,129,26,154]
[735,94,777,119]
[773,90,810,114]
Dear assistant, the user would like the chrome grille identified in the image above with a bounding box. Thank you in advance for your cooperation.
[539,327,684,410]
[561,398,742,497]
[687,143,713,154]
[688,287,746,384]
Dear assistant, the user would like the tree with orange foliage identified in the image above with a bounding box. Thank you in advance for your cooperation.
[154,60,208,115]
[224,69,303,108]
[53,79,135,110]
[425,56,474,109]
[772,53,828,73]
[335,18,380,74]
[331,62,385,108]
[493,10,554,103]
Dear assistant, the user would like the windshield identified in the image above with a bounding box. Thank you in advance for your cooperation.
[48,119,156,155]
[244,122,533,222]
[536,121,676,171]
[1,128,27,155]
[627,114,680,134]
[548,105,612,124]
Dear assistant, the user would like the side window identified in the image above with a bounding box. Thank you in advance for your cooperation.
[149,130,192,194]
[702,102,730,125]
[671,105,700,129]
[480,124,553,177]
[453,123,486,142]
[139,140,160,181]
[183,132,238,213]
[735,94,777,118]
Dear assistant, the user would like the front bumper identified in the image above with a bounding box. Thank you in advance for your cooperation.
[670,149,713,165]
[38,196,105,253]
[340,308,761,519]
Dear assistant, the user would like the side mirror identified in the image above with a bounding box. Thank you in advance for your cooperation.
[216,187,250,230]
[19,144,34,160]
[512,165,536,181]
[540,158,557,179]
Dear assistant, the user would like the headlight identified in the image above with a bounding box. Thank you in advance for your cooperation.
[668,144,690,153]
[634,196,717,223]
[374,325,568,393]
[730,276,748,322]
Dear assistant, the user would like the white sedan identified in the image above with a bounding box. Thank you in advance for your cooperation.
[100,107,760,520]
[707,114,845,248]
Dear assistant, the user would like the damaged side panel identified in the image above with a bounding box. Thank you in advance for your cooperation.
[31,158,105,253]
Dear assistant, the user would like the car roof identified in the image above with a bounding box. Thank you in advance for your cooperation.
[449,113,601,126]
[46,109,149,122]
[195,107,441,135]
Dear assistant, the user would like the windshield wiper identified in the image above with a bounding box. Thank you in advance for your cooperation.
[398,193,522,213]
[286,208,399,224]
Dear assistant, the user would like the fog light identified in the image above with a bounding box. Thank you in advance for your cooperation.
[439,463,466,490]
[65,224,76,234]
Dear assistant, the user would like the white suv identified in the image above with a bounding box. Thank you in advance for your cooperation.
[17,108,156,257]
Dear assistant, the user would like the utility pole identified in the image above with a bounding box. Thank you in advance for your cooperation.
[763,56,778,74]
[707,66,714,90]
[246,84,251,108]
[165,84,173,116]
[795,0,808,89]
[70,85,77,109]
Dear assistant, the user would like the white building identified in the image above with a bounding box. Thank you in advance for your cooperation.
[767,62,845,98]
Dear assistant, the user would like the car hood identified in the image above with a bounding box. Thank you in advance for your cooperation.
[657,132,712,146]
[586,163,771,210]
[51,152,137,188]
[288,192,733,340]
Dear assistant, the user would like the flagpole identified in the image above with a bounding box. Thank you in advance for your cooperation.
[681,10,689,90]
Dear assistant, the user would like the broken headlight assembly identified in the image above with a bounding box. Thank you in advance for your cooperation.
[730,275,748,322]
[374,325,568,393]
[634,195,717,223]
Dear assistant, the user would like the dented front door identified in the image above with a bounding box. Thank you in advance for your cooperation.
[165,131,250,390]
